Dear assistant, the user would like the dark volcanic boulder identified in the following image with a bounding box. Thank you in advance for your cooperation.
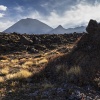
[27,46,39,53]
[19,35,33,45]
[86,19,99,34]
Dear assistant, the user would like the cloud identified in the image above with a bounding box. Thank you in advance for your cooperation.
[31,0,100,28]
[0,5,7,11]
[0,5,7,18]
[0,13,5,18]
[1,0,100,32]
[0,20,14,31]
[41,0,78,14]
[14,6,24,12]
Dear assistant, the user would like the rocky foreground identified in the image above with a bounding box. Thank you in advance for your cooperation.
[0,33,84,100]
[0,33,83,53]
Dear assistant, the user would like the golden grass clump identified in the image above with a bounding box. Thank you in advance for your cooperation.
[0,55,8,60]
[1,67,9,75]
[6,69,32,80]
[0,77,5,82]
[22,65,29,69]
[23,61,34,66]
[11,59,19,63]
[37,58,48,65]
[20,58,27,62]
[66,66,81,76]
[0,60,9,63]
[28,58,33,61]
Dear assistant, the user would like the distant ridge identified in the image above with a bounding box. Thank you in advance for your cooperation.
[66,26,86,33]
[3,18,86,34]
[48,25,86,34]
[4,18,53,34]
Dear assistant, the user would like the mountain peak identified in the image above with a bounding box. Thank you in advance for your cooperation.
[4,18,53,34]
[21,18,40,22]
[57,25,63,28]
[48,25,67,34]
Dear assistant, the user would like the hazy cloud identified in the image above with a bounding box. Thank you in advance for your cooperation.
[14,6,24,12]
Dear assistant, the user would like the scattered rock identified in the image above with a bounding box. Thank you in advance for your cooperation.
[0,33,83,53]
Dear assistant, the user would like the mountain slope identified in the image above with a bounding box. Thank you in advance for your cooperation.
[4,18,53,34]
[48,25,67,34]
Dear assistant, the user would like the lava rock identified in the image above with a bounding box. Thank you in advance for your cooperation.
[86,19,98,34]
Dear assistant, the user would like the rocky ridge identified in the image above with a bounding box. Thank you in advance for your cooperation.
[0,33,83,54]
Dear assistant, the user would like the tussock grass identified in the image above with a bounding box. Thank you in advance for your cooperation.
[41,83,54,89]
[20,58,27,62]
[19,58,27,64]
[0,77,5,82]
[1,67,9,75]
[6,69,32,80]
[66,66,81,76]
[37,58,48,65]
[0,55,8,60]
[24,61,33,66]
[0,60,9,63]
[11,59,19,63]
[22,65,30,69]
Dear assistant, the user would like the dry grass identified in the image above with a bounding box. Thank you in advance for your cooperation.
[66,66,81,76]
[17,69,32,78]
[23,61,33,66]
[41,83,54,89]
[0,46,66,83]
[1,67,9,75]
[37,58,48,65]
[19,58,27,62]
[11,59,19,63]
[0,77,5,82]
[6,69,32,80]
[0,55,8,60]
[0,54,49,82]
[0,60,9,63]
[22,65,30,69]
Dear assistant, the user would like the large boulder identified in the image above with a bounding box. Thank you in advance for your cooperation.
[86,19,100,34]
[19,35,33,45]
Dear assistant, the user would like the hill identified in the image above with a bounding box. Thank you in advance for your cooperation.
[4,18,53,34]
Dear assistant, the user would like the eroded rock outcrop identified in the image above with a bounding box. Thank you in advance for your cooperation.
[86,19,98,34]
[86,19,100,34]
[40,19,100,87]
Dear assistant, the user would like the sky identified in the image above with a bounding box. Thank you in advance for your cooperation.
[0,0,100,31]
